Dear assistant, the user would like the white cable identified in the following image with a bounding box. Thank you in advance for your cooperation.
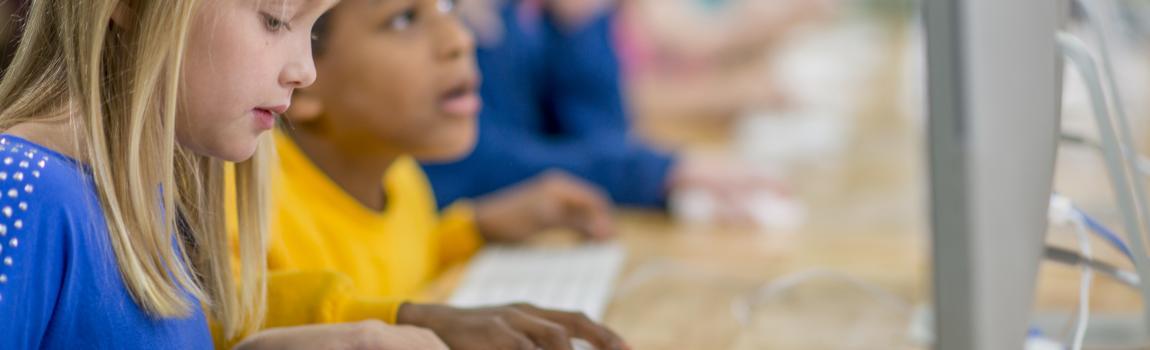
[1069,210,1094,350]
[1077,0,1150,258]
[1059,31,1150,327]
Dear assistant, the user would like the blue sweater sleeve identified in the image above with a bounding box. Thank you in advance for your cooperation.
[426,118,675,209]
[424,8,677,209]
[542,11,678,207]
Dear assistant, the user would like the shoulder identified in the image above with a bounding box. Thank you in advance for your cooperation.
[0,136,101,325]
[0,136,103,237]
[0,135,99,209]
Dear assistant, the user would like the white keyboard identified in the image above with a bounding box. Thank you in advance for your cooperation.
[449,243,627,322]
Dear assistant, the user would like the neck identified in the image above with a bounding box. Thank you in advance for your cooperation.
[286,127,396,212]
[6,114,86,162]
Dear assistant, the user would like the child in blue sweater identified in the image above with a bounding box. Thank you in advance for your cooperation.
[427,0,783,224]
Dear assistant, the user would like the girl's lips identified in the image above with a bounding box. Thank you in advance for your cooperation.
[253,108,277,130]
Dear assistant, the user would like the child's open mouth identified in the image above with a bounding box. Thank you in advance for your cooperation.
[440,81,481,118]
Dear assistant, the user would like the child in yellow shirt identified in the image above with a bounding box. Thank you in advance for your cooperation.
[255,0,627,349]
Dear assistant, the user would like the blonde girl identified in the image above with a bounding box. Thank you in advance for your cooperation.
[0,1,443,349]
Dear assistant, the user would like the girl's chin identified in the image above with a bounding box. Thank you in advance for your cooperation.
[197,141,260,163]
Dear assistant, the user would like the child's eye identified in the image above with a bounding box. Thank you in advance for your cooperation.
[261,12,291,32]
[386,9,417,31]
[436,0,458,13]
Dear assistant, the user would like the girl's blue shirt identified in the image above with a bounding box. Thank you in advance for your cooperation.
[0,135,211,350]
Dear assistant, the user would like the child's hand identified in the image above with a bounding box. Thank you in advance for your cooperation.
[234,321,448,350]
[398,303,629,350]
[474,171,616,242]
[668,157,795,229]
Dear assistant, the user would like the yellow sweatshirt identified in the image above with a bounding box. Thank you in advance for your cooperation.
[258,131,484,329]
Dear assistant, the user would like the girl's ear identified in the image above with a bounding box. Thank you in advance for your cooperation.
[286,89,324,124]
[110,1,133,29]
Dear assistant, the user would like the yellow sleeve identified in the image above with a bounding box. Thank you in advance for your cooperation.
[220,167,407,347]
[436,200,485,269]
[262,270,407,328]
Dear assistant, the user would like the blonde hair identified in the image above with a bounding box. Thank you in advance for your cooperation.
[0,0,269,340]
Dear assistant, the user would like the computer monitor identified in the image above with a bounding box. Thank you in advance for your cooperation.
[924,0,1066,348]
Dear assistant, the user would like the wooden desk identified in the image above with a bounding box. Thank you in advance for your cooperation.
[425,197,1140,349]
[423,210,927,349]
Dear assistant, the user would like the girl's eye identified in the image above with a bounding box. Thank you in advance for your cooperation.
[262,13,291,32]
[436,0,458,13]
[387,9,417,31]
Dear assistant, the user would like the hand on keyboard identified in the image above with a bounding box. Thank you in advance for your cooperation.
[397,303,629,350]
[474,171,616,242]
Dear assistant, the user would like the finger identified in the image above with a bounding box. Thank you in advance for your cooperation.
[552,178,616,239]
[411,327,450,350]
[504,309,575,350]
[494,319,538,350]
[716,201,759,229]
[708,188,763,229]
[345,320,398,350]
[516,305,626,350]
[566,199,615,240]
[387,325,449,350]
[534,172,611,238]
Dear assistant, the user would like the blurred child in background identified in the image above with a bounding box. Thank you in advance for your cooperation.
[620,0,835,120]
[428,0,791,226]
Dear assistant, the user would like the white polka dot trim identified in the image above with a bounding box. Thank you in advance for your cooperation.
[0,137,51,303]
